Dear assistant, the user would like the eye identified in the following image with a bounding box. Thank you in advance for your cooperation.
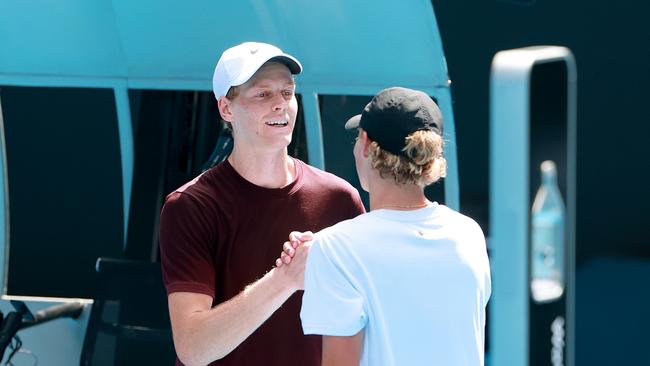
[282,90,294,97]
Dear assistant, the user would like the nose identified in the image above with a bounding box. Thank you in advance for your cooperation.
[272,92,289,112]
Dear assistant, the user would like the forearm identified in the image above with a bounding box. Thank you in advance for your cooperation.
[173,268,296,365]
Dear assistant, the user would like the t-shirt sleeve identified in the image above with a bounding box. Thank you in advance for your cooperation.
[159,191,217,298]
[300,236,367,336]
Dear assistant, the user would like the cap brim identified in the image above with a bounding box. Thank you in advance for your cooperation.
[230,54,302,88]
[345,114,361,130]
[269,55,302,75]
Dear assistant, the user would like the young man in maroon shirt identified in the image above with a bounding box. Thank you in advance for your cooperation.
[159,42,365,366]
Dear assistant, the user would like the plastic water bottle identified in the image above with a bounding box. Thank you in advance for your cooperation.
[530,160,565,303]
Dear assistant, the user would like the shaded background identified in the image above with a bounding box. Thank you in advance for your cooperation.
[430,0,650,364]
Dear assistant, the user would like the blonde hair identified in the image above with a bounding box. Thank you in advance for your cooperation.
[367,130,447,187]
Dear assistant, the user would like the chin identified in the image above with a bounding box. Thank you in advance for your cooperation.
[264,135,293,150]
[280,134,293,146]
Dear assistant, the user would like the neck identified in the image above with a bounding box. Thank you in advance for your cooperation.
[368,174,429,211]
[228,145,295,188]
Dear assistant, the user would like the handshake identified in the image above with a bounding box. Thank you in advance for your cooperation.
[273,231,315,291]
[275,231,314,268]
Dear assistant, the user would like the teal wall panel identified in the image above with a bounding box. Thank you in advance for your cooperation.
[0,1,127,78]
[1,0,449,91]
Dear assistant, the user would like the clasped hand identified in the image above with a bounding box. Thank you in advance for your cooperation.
[275,231,314,268]
[274,231,313,290]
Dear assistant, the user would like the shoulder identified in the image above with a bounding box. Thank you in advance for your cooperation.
[159,175,221,251]
[437,205,478,225]
[163,188,204,219]
[164,162,232,206]
[297,159,358,192]
[163,190,199,215]
[162,168,228,223]
[296,159,365,214]
[437,205,485,240]
[306,214,379,287]
[313,213,374,252]
[160,189,211,228]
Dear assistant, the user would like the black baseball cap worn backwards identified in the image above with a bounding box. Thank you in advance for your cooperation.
[345,87,444,157]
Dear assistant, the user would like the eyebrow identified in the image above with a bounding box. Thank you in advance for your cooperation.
[249,78,295,89]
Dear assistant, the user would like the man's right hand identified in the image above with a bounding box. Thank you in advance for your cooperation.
[275,231,314,267]
[274,231,314,291]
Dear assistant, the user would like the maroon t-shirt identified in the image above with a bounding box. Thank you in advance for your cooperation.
[159,158,365,366]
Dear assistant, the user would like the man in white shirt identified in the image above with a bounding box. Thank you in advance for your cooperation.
[277,87,491,366]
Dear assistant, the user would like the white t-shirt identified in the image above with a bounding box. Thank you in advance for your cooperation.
[300,202,491,366]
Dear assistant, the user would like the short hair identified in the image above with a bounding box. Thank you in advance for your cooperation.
[367,130,447,187]
[225,85,240,100]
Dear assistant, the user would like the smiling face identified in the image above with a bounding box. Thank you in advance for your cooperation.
[218,62,298,153]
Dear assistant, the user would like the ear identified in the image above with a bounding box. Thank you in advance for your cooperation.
[218,97,234,123]
[359,130,372,158]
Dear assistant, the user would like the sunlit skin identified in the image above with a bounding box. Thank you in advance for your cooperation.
[219,62,298,154]
[216,62,299,189]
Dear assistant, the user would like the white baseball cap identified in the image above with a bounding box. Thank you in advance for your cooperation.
[212,42,303,100]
